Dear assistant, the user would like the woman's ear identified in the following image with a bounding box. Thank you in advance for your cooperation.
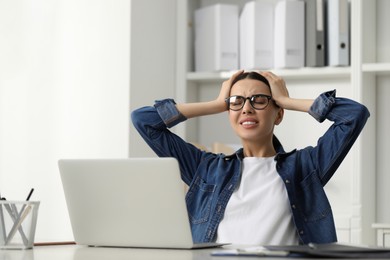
[274,108,284,125]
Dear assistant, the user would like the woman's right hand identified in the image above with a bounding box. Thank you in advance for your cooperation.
[176,70,244,118]
[216,70,244,110]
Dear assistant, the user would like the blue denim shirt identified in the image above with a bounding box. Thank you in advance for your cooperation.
[131,90,369,244]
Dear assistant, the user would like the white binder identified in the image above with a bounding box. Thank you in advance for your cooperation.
[239,1,274,70]
[274,0,305,69]
[304,0,325,67]
[194,4,239,72]
[326,0,349,66]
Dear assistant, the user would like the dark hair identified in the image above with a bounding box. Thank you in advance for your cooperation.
[231,72,270,89]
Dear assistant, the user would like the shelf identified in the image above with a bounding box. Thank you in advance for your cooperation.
[362,63,390,75]
[187,67,351,83]
[372,223,390,229]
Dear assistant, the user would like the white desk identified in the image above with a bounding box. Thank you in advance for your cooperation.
[3,244,389,260]
[0,245,249,260]
[6,245,189,260]
[0,244,316,260]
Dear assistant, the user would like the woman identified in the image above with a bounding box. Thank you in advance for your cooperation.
[131,70,369,245]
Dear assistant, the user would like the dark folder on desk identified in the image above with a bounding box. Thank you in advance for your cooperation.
[212,243,390,258]
[265,243,390,258]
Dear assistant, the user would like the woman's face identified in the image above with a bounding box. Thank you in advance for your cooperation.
[228,78,283,144]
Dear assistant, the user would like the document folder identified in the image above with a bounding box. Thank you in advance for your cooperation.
[265,243,390,258]
[304,0,325,67]
[239,1,274,70]
[274,0,305,69]
[326,0,350,66]
[194,4,239,72]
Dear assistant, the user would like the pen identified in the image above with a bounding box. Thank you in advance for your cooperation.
[26,189,34,201]
[16,188,35,245]
[16,188,34,217]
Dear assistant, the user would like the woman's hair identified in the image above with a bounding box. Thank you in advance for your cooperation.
[231,71,270,89]
[230,71,278,108]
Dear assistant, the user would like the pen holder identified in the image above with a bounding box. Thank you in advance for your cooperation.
[0,201,40,249]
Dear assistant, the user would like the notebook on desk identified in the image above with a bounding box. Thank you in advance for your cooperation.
[58,158,225,249]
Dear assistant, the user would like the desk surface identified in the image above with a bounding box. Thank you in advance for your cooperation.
[0,245,224,260]
[3,244,386,260]
[0,244,326,260]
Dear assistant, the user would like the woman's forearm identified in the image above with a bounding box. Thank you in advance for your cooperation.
[259,71,314,113]
[176,70,244,119]
[278,97,314,113]
[176,100,226,119]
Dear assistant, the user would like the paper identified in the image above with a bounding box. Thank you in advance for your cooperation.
[212,246,289,257]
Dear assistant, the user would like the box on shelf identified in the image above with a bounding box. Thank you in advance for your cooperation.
[194,4,239,72]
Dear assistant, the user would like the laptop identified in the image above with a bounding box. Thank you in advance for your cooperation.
[58,158,225,249]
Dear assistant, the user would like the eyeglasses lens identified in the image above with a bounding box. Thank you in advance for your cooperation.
[227,95,270,111]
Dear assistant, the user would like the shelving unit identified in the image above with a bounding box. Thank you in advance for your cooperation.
[362,63,390,74]
[187,67,351,82]
[358,0,390,247]
[174,0,389,245]
[372,223,390,247]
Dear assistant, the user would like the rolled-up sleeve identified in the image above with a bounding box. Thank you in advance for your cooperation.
[308,90,336,123]
[154,99,187,128]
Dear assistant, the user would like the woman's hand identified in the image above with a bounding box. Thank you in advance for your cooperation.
[216,70,244,110]
[259,71,289,108]
[176,70,244,118]
[259,71,314,112]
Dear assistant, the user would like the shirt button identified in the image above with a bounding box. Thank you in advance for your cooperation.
[285,179,290,184]
[292,204,296,209]
[300,230,304,235]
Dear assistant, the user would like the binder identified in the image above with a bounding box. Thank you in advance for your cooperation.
[194,4,239,72]
[274,0,305,69]
[326,0,350,66]
[239,1,274,70]
[304,0,325,67]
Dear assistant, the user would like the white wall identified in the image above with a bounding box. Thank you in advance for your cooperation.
[128,0,177,157]
[0,0,130,242]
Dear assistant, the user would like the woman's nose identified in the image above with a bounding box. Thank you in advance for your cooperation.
[242,99,254,114]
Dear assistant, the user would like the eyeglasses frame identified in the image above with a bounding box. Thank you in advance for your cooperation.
[225,94,272,111]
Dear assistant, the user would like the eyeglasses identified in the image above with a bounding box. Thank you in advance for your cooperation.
[225,94,272,111]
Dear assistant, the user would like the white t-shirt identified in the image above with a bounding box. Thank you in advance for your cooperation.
[216,156,299,245]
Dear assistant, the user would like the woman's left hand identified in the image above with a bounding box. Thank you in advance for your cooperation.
[258,71,289,108]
